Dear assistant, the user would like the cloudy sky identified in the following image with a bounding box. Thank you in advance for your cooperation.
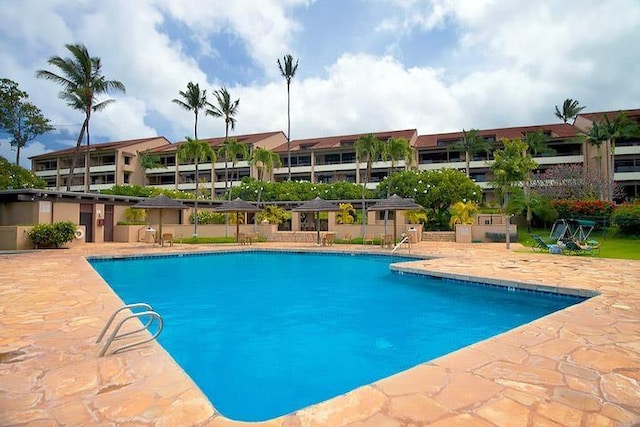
[1,0,639,167]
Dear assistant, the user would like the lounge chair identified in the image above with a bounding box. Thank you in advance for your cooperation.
[530,235,553,252]
[563,239,598,256]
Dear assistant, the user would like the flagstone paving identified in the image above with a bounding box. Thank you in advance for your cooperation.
[1,241,639,426]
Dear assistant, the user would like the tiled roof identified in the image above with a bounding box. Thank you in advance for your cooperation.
[150,131,285,153]
[271,129,418,153]
[415,123,580,148]
[577,108,640,122]
[29,136,171,159]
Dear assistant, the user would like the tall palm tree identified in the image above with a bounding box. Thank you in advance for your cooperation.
[519,131,551,231]
[207,87,240,190]
[380,137,413,233]
[584,121,609,200]
[251,147,282,182]
[380,137,413,197]
[177,137,215,237]
[554,98,586,124]
[277,54,299,180]
[36,43,125,192]
[601,111,638,201]
[355,133,381,234]
[172,82,208,140]
[217,138,248,237]
[452,129,491,177]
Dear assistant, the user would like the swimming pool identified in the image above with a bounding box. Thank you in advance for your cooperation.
[90,251,585,421]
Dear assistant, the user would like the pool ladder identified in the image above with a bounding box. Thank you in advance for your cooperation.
[391,235,411,254]
[96,303,163,357]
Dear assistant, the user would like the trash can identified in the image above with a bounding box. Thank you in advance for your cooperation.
[407,228,418,243]
[144,227,156,244]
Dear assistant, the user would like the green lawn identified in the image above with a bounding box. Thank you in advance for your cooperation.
[518,228,640,260]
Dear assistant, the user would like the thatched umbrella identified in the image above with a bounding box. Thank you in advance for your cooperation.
[293,196,340,245]
[133,195,186,244]
[213,197,262,243]
[368,194,422,245]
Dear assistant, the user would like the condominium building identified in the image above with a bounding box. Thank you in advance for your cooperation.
[144,131,286,196]
[30,136,171,192]
[30,108,640,201]
[271,129,419,187]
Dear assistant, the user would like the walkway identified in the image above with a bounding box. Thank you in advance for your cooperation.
[1,242,639,426]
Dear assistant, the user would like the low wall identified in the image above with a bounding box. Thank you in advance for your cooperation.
[0,225,86,250]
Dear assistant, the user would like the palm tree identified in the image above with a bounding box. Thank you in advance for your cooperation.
[177,137,215,237]
[355,133,381,234]
[172,82,208,141]
[520,131,551,231]
[251,147,282,182]
[217,138,248,237]
[36,43,125,192]
[207,87,240,190]
[380,137,413,197]
[601,111,638,200]
[452,129,491,177]
[380,137,413,232]
[554,98,586,124]
[277,54,299,180]
[584,121,609,199]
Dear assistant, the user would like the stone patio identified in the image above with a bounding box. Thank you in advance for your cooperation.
[1,241,639,426]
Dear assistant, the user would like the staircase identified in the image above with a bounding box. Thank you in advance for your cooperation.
[421,231,456,242]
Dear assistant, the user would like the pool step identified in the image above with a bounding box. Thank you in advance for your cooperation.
[96,303,163,357]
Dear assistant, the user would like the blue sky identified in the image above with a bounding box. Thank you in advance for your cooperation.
[1,0,639,167]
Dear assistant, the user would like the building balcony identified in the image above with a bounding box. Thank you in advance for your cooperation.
[615,171,640,181]
[617,146,640,155]
[34,170,58,177]
[534,155,584,165]
[89,165,116,173]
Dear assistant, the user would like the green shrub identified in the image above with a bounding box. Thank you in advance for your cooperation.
[28,221,77,248]
[612,201,640,235]
[189,210,225,224]
[118,208,147,225]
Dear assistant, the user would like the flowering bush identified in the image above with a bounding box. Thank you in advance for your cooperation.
[551,200,615,218]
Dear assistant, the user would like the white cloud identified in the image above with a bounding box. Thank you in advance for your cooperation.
[0,139,51,169]
[1,0,638,157]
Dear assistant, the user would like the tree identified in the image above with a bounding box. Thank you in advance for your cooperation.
[138,149,164,170]
[452,129,491,177]
[449,201,478,229]
[217,138,248,198]
[207,87,240,190]
[277,54,299,180]
[380,136,413,232]
[172,82,208,141]
[177,137,215,237]
[0,79,54,165]
[601,111,639,201]
[376,169,481,230]
[355,133,381,234]
[251,147,281,182]
[554,98,586,124]
[490,138,538,211]
[532,163,620,201]
[36,43,125,192]
[0,155,45,189]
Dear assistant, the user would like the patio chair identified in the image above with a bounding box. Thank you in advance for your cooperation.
[380,234,393,249]
[322,233,335,246]
[363,234,375,245]
[161,233,173,247]
[530,235,553,252]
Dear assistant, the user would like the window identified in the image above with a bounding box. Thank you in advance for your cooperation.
[123,172,131,184]
[124,156,131,165]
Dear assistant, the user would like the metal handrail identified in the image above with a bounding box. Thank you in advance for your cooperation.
[96,303,153,344]
[97,303,163,357]
[392,235,411,254]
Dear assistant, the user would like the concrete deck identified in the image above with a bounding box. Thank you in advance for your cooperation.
[1,242,639,426]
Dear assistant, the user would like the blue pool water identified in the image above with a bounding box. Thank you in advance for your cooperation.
[90,251,584,421]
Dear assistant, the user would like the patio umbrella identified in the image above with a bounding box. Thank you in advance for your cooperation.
[132,195,186,244]
[213,197,262,243]
[368,194,422,245]
[292,196,340,245]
